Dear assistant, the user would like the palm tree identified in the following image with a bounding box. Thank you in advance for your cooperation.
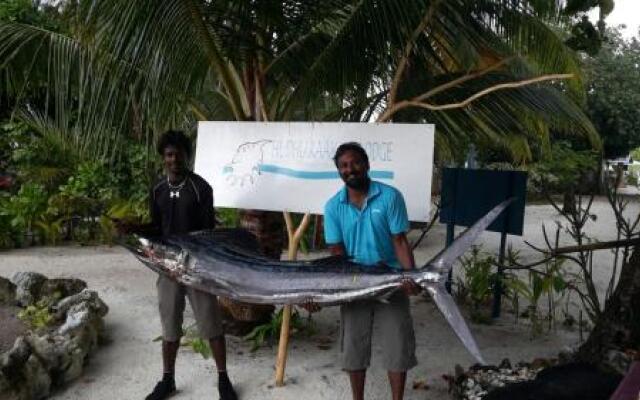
[0,0,602,322]
[1,0,602,154]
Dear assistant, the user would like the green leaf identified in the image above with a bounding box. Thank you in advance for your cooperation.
[553,275,567,292]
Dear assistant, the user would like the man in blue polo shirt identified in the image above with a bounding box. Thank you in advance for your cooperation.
[324,142,419,400]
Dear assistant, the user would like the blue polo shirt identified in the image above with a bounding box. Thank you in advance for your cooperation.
[324,180,410,269]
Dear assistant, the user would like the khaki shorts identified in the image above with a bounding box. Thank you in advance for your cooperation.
[340,292,417,372]
[157,275,223,342]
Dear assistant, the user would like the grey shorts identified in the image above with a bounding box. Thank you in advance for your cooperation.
[340,292,417,372]
[156,275,223,342]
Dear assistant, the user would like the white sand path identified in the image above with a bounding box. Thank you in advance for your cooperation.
[1,196,637,399]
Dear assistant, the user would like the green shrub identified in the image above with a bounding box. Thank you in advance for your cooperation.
[0,182,49,234]
[2,126,156,247]
[528,141,599,195]
[4,122,76,190]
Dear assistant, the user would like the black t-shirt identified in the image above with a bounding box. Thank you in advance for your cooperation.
[150,172,215,236]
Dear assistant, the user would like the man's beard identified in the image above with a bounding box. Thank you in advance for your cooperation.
[345,176,370,191]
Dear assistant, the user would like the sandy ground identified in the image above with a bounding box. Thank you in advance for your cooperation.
[1,195,638,400]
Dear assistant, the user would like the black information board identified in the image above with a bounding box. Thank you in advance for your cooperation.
[440,168,527,236]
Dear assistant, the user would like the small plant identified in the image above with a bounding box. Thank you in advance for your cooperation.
[506,243,573,337]
[17,293,61,330]
[180,324,213,359]
[243,307,314,351]
[35,216,64,245]
[18,304,54,330]
[457,246,496,324]
[509,272,546,336]
[152,323,214,359]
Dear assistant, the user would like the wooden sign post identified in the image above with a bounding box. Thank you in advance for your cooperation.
[275,211,311,386]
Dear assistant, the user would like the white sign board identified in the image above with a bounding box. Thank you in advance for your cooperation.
[195,122,434,221]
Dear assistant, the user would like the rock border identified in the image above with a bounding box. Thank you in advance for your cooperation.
[0,272,108,400]
[447,351,631,400]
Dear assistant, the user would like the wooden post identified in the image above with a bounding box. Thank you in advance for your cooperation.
[275,211,311,386]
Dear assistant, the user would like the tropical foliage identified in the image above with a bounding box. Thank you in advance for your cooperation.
[528,140,600,195]
[0,0,607,165]
[584,27,640,158]
[0,121,156,247]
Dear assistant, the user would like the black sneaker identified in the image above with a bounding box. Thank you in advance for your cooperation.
[145,378,176,400]
[218,373,238,400]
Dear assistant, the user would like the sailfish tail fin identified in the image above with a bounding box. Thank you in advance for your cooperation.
[425,284,486,364]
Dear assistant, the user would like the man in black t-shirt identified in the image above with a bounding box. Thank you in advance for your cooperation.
[118,130,237,400]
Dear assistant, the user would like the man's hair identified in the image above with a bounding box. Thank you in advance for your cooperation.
[333,142,369,167]
[157,130,192,158]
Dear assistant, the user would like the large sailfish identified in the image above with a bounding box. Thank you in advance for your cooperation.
[127,199,515,364]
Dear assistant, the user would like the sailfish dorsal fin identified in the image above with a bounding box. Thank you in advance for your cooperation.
[424,198,515,273]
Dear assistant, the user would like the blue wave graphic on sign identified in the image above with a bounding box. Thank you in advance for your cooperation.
[223,164,393,180]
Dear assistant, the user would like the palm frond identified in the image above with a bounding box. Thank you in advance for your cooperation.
[0,0,601,164]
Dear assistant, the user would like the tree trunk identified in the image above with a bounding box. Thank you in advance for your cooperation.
[215,57,283,332]
[239,210,285,259]
[562,189,576,215]
[614,165,625,189]
[576,245,640,365]
[216,210,283,334]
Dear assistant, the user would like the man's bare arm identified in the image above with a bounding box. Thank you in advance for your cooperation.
[392,233,420,295]
[300,243,346,313]
[392,233,415,270]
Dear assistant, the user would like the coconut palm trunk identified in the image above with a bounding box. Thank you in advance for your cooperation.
[238,56,285,262]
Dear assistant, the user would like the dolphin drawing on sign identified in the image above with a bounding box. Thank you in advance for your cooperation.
[223,140,271,187]
[222,140,395,183]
